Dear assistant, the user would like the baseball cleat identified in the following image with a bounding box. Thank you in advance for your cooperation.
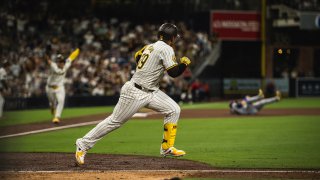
[276,90,281,101]
[161,147,186,157]
[52,117,60,124]
[75,147,86,165]
[258,89,264,98]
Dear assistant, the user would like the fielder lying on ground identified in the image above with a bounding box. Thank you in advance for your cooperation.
[229,89,281,115]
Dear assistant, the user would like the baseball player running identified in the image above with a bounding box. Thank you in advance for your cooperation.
[75,23,191,165]
[46,49,80,124]
[229,89,281,115]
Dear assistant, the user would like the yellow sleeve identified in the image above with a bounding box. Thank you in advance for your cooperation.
[166,64,178,71]
[134,45,148,62]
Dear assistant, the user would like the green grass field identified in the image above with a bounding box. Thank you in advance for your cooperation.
[1,98,320,169]
[0,106,114,127]
[2,98,320,127]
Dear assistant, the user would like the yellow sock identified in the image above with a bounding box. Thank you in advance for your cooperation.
[161,123,177,150]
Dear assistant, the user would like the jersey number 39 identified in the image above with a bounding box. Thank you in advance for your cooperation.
[137,54,149,69]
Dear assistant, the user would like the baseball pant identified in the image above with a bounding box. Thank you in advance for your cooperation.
[46,85,65,118]
[0,93,4,118]
[253,96,278,109]
[76,81,181,151]
[245,94,262,103]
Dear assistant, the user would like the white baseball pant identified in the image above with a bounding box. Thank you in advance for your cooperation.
[0,93,4,118]
[253,97,278,107]
[46,85,65,118]
[76,81,181,151]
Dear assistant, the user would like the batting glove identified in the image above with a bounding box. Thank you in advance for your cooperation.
[180,56,191,66]
[68,48,80,61]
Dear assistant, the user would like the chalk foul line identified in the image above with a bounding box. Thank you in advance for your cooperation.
[0,112,160,139]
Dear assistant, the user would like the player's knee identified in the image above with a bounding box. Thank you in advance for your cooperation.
[109,119,121,126]
[176,105,181,115]
[170,104,181,116]
[109,116,124,128]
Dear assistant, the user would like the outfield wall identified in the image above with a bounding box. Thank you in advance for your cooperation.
[4,78,319,110]
[4,95,119,110]
[4,95,181,110]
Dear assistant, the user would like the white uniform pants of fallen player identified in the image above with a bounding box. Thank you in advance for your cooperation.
[245,94,279,114]
[46,85,66,119]
[76,81,180,151]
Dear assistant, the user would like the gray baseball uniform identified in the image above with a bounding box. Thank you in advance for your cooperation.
[76,40,181,151]
[46,59,72,119]
[230,94,278,115]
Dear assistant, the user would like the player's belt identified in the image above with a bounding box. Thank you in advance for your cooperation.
[48,85,59,89]
[134,83,154,92]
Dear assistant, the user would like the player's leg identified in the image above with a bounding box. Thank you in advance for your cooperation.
[53,87,65,123]
[146,90,185,157]
[252,91,281,110]
[0,93,4,118]
[75,82,150,164]
[46,86,56,116]
[245,89,264,103]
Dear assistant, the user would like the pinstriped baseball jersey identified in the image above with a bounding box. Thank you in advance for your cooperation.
[76,40,183,152]
[47,59,71,86]
[0,67,5,118]
[131,40,178,90]
[0,68,7,89]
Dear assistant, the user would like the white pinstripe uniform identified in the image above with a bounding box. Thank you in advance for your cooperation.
[76,40,181,151]
[0,67,7,118]
[46,59,72,119]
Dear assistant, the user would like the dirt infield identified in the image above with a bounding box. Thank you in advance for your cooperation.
[1,108,320,179]
[0,153,319,179]
[1,170,320,180]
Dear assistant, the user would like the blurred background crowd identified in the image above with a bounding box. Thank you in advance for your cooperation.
[0,10,213,101]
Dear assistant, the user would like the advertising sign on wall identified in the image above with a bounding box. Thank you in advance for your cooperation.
[224,78,289,95]
[211,11,261,40]
[224,79,261,95]
[296,78,320,97]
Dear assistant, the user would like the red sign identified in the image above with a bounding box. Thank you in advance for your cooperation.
[211,11,261,41]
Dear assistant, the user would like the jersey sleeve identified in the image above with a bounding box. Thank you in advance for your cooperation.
[160,46,178,71]
[50,59,72,75]
[134,45,148,63]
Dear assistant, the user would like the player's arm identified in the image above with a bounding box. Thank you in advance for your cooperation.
[167,64,186,78]
[48,59,70,75]
[45,55,52,65]
[52,49,79,74]
[134,45,147,64]
[167,57,191,78]
[45,55,62,73]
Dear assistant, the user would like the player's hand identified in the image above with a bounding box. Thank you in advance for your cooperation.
[180,56,191,66]
[68,48,80,61]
